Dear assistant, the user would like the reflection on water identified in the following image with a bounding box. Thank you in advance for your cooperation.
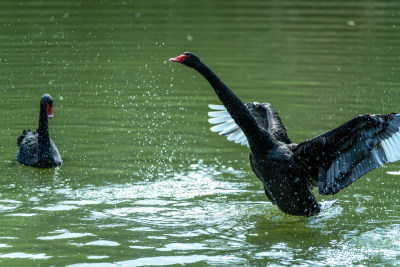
[68,255,245,267]
[0,252,51,260]
[1,0,400,265]
[2,160,400,265]
[37,230,95,240]
[2,161,264,265]
[318,225,400,265]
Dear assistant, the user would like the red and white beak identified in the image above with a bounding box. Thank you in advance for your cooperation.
[169,54,189,63]
[47,103,54,119]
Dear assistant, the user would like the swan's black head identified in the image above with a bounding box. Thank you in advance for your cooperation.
[169,52,202,68]
[41,94,54,119]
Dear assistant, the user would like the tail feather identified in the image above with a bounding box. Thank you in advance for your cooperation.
[17,129,31,147]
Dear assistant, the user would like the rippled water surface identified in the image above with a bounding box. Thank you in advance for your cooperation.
[1,0,400,265]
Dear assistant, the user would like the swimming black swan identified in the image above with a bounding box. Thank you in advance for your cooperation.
[16,94,62,168]
[170,52,400,216]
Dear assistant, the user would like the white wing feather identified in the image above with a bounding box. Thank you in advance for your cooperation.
[208,104,249,147]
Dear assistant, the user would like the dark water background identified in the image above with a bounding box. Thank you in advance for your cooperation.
[1,1,400,265]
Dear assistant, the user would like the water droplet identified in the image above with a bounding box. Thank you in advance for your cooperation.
[186,34,193,41]
[347,20,355,26]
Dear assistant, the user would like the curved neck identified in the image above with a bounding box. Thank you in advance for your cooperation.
[38,103,50,149]
[194,62,276,151]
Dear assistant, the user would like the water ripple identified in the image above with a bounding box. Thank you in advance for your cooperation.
[0,252,51,260]
[73,240,120,247]
[37,230,95,240]
[67,255,245,266]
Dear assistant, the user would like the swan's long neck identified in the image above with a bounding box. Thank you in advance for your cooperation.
[38,103,50,153]
[195,62,276,151]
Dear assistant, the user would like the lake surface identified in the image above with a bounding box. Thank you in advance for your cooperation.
[1,0,400,265]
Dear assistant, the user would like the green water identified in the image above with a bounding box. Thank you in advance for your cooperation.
[1,0,400,265]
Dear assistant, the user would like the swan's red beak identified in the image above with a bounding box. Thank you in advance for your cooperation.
[169,54,188,63]
[47,103,54,119]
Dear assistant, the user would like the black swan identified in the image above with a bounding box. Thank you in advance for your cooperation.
[170,52,400,216]
[16,94,62,168]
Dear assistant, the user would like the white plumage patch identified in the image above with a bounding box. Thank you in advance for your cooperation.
[373,123,400,164]
[208,104,249,147]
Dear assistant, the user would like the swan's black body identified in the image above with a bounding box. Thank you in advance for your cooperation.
[170,52,400,216]
[16,94,62,168]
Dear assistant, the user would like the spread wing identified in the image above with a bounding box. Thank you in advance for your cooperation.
[208,104,250,147]
[294,113,400,195]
